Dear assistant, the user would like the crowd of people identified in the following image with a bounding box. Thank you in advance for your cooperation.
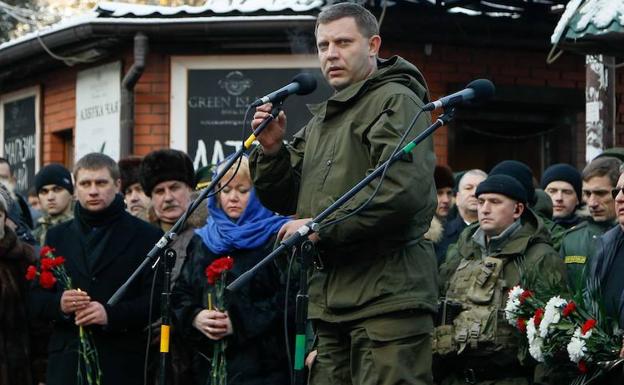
[2,2,624,385]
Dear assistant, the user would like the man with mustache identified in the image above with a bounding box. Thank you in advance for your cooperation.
[139,148,197,385]
[250,3,438,384]
[32,164,74,245]
[560,156,621,289]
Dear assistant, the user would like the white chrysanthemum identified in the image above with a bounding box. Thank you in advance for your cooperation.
[539,296,567,338]
[527,317,537,342]
[505,286,525,325]
[528,336,545,362]
[567,335,587,363]
[505,298,521,325]
[508,286,525,302]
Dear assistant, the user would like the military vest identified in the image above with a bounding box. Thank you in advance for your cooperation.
[434,255,516,356]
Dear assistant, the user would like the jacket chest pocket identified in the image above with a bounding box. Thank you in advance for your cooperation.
[467,257,505,305]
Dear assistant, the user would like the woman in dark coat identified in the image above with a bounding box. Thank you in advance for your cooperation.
[0,190,39,385]
[172,156,293,385]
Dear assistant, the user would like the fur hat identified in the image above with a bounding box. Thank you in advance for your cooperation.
[34,164,73,194]
[476,174,527,204]
[118,156,143,194]
[434,165,454,190]
[140,149,195,197]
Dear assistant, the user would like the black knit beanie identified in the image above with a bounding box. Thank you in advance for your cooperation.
[140,149,195,197]
[540,163,582,200]
[490,160,535,205]
[476,174,527,204]
[35,164,73,194]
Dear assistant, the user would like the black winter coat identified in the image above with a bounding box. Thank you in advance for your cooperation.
[0,227,37,385]
[172,235,293,385]
[29,210,163,385]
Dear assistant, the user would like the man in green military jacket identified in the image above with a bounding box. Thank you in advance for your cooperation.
[250,3,438,385]
[560,157,621,289]
[437,174,566,385]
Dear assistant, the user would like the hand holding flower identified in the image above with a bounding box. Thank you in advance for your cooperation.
[75,301,108,326]
[60,289,91,314]
[193,309,233,340]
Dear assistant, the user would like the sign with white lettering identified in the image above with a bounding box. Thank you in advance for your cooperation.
[186,68,332,169]
[75,61,121,160]
[1,92,38,195]
[171,56,334,172]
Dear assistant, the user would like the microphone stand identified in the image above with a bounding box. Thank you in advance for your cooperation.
[227,108,456,385]
[107,104,283,385]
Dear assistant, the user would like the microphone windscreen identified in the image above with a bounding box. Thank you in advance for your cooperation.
[293,73,317,96]
[466,79,495,103]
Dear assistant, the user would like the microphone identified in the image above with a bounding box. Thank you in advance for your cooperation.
[250,73,317,107]
[423,79,495,111]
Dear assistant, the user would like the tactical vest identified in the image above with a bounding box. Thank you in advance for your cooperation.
[434,255,517,356]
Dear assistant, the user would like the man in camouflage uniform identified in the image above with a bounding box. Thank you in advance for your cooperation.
[560,156,621,289]
[436,174,566,385]
[32,164,74,245]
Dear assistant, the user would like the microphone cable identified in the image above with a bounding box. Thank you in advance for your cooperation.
[318,108,425,230]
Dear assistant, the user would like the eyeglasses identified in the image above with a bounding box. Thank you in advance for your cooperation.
[611,187,624,199]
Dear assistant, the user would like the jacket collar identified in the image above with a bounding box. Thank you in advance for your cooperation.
[307,56,402,121]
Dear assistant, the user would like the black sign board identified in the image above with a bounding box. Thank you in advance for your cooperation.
[3,95,37,195]
[187,68,332,168]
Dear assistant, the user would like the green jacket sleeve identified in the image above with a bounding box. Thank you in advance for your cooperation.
[317,93,436,246]
[249,126,306,216]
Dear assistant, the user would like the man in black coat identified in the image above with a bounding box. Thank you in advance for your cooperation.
[30,153,163,385]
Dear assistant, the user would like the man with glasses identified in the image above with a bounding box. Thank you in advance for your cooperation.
[560,157,621,289]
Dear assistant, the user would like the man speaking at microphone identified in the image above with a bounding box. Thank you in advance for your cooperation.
[250,3,438,385]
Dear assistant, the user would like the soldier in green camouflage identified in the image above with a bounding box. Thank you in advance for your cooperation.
[436,174,566,385]
[32,164,74,245]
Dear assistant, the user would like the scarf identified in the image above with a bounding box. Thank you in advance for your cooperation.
[196,188,290,255]
[74,194,126,270]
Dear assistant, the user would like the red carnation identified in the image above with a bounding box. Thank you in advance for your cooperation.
[40,257,54,271]
[516,318,527,333]
[39,270,57,289]
[205,257,234,285]
[519,290,533,304]
[52,256,66,267]
[578,360,587,373]
[562,301,576,317]
[39,246,55,258]
[581,319,597,335]
[25,265,38,281]
[534,308,544,326]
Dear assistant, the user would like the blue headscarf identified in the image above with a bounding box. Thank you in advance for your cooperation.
[195,161,290,255]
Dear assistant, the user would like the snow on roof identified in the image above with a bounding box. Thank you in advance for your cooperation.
[551,0,624,43]
[96,0,323,16]
[0,1,320,51]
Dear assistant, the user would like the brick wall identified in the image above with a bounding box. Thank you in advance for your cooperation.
[41,66,77,165]
[132,51,171,155]
[17,42,622,170]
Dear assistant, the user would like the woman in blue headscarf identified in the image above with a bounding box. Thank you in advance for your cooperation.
[172,155,292,385]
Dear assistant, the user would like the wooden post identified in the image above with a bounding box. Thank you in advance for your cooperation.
[585,54,616,163]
